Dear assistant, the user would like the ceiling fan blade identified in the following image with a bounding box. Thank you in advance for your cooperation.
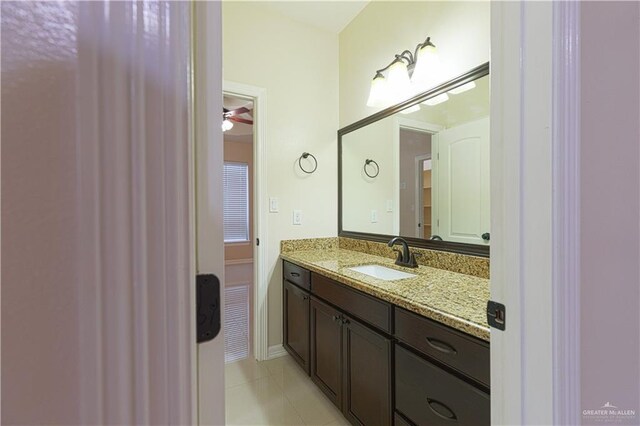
[229,116,253,125]
[226,106,251,117]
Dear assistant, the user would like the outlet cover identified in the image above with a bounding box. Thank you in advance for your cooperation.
[293,210,302,225]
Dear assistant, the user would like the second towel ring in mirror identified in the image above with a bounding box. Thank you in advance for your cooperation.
[298,152,318,174]
[363,159,380,178]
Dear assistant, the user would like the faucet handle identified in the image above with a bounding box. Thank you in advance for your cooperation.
[409,253,419,268]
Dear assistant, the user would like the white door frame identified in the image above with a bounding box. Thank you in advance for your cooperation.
[490,1,581,424]
[414,154,431,238]
[393,117,442,235]
[223,81,269,362]
[193,2,225,425]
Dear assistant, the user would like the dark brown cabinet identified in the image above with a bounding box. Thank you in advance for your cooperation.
[395,345,490,426]
[282,260,490,426]
[310,296,343,407]
[283,279,310,373]
[342,314,392,426]
[310,296,392,426]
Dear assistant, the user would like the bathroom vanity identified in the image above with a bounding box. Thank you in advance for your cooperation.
[280,62,493,426]
[280,240,490,426]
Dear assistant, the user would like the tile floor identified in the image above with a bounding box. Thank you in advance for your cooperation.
[225,354,350,425]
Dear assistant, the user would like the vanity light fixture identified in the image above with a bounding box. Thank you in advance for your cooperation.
[366,36,441,108]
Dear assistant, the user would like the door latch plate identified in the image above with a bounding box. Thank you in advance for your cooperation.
[486,300,506,330]
[197,274,221,343]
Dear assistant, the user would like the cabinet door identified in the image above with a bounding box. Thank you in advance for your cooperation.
[283,280,310,373]
[342,316,392,426]
[310,296,343,408]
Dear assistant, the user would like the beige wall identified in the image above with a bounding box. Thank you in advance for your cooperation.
[222,2,339,347]
[339,1,490,127]
[224,137,254,262]
[342,116,396,234]
[580,2,640,421]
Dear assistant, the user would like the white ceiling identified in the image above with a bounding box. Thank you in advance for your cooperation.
[262,1,370,34]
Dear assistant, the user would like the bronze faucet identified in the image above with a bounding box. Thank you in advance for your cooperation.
[388,237,418,268]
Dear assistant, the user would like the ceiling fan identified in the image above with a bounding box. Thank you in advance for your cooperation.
[222,106,253,131]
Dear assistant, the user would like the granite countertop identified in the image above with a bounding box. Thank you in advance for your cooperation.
[280,248,490,342]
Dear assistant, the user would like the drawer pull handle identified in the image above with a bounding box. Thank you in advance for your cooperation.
[427,398,457,421]
[426,337,457,355]
[290,272,301,277]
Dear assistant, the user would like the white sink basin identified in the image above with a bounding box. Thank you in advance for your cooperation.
[348,264,416,281]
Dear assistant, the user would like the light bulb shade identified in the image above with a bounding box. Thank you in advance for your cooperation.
[366,74,389,108]
[221,118,234,131]
[386,60,412,103]
[422,93,449,106]
[411,44,441,92]
[448,81,476,94]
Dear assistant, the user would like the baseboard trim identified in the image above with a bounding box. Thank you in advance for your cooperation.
[224,258,253,266]
[267,344,287,360]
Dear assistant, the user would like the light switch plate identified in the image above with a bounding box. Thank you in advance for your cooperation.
[269,197,279,213]
[370,210,378,223]
[386,200,393,212]
[293,210,302,225]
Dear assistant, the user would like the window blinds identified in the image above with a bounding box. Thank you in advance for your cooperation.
[223,162,249,243]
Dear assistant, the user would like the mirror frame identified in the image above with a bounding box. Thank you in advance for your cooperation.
[338,62,490,257]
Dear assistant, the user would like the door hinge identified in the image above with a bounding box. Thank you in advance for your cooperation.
[197,274,221,343]
[487,300,506,331]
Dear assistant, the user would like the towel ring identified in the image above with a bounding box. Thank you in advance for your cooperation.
[298,152,318,174]
[364,159,380,178]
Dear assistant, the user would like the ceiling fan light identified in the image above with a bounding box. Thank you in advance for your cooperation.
[387,60,412,103]
[422,93,449,106]
[221,118,234,132]
[448,81,476,95]
[411,44,441,92]
[366,74,389,108]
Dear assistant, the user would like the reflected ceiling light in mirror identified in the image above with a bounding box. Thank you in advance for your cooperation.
[399,105,421,114]
[366,36,440,108]
[448,81,476,95]
[422,93,449,106]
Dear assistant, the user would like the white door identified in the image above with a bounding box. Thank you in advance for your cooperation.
[194,2,226,425]
[432,117,490,245]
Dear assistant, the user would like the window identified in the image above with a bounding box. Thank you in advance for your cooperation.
[223,162,249,243]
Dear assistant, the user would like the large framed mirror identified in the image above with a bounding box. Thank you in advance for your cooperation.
[339,62,490,257]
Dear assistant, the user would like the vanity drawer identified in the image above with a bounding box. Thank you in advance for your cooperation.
[311,273,392,334]
[395,344,489,426]
[283,260,311,291]
[394,307,489,386]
